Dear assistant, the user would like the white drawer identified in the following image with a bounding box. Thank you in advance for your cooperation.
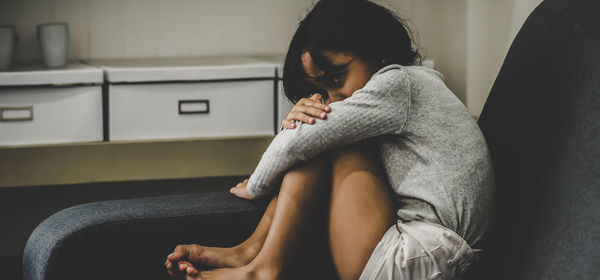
[109,80,275,141]
[0,86,103,146]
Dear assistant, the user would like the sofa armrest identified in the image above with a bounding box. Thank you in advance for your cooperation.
[23,192,266,280]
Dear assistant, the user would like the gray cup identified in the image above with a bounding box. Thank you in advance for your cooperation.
[0,25,16,71]
[37,22,69,68]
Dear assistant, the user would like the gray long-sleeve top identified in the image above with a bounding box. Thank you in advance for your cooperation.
[246,64,494,248]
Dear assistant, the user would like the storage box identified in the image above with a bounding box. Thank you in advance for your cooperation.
[0,62,103,146]
[92,57,278,141]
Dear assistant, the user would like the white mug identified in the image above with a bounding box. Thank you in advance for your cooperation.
[37,22,69,68]
[0,25,16,71]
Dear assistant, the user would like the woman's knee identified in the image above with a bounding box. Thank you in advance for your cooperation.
[281,152,332,188]
[331,139,383,178]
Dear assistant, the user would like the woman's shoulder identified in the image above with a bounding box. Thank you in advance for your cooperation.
[371,64,446,87]
[405,65,446,82]
[365,64,409,93]
[365,64,445,95]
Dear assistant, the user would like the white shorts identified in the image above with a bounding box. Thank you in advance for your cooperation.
[359,219,475,280]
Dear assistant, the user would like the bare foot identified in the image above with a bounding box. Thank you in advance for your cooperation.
[184,264,279,280]
[166,244,259,270]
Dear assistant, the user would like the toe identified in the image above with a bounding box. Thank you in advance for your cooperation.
[168,252,179,261]
[179,263,189,272]
[167,270,180,279]
[170,245,191,261]
[185,271,200,280]
[186,266,198,276]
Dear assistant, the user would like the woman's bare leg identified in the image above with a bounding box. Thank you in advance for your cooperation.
[328,141,396,280]
[188,139,395,280]
[166,195,278,275]
[187,153,333,280]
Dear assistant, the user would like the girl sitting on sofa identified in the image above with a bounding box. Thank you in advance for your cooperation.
[166,0,494,279]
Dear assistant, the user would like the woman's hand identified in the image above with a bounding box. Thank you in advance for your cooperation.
[282,93,331,129]
[230,179,253,200]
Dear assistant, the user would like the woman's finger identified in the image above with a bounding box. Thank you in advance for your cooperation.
[318,103,331,112]
[282,119,297,129]
[305,94,331,111]
[293,105,328,119]
[289,111,316,124]
[281,119,293,129]
[298,100,330,112]
[310,93,322,101]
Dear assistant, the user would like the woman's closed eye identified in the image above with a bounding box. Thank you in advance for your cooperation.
[327,73,345,87]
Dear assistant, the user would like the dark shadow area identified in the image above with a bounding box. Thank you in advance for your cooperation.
[0,175,248,280]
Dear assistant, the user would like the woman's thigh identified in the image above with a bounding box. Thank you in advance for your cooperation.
[328,140,396,280]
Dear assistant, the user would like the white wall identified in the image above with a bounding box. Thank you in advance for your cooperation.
[384,0,542,116]
[0,0,313,60]
[0,0,542,116]
[465,0,543,116]
[380,0,470,104]
[465,0,516,116]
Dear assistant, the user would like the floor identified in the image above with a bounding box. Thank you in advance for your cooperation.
[0,175,247,280]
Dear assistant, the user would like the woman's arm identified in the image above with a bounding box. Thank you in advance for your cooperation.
[246,65,411,198]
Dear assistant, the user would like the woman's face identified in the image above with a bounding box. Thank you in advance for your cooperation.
[302,51,380,105]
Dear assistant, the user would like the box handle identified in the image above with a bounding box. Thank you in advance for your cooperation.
[178,100,209,115]
[0,106,34,122]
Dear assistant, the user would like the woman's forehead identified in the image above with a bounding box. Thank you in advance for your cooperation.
[301,52,325,78]
[301,51,353,78]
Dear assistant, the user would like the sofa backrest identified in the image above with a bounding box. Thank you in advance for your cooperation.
[477,0,600,278]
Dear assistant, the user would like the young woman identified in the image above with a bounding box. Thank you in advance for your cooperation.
[165,0,494,279]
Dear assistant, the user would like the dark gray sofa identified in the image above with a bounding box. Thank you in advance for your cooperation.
[23,192,266,280]
[473,0,600,278]
[23,0,600,279]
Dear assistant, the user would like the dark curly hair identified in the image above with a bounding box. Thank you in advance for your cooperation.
[282,0,421,104]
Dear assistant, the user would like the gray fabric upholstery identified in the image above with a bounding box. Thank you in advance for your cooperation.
[475,0,600,278]
[23,192,264,280]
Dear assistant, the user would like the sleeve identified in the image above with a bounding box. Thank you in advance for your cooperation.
[246,65,412,198]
